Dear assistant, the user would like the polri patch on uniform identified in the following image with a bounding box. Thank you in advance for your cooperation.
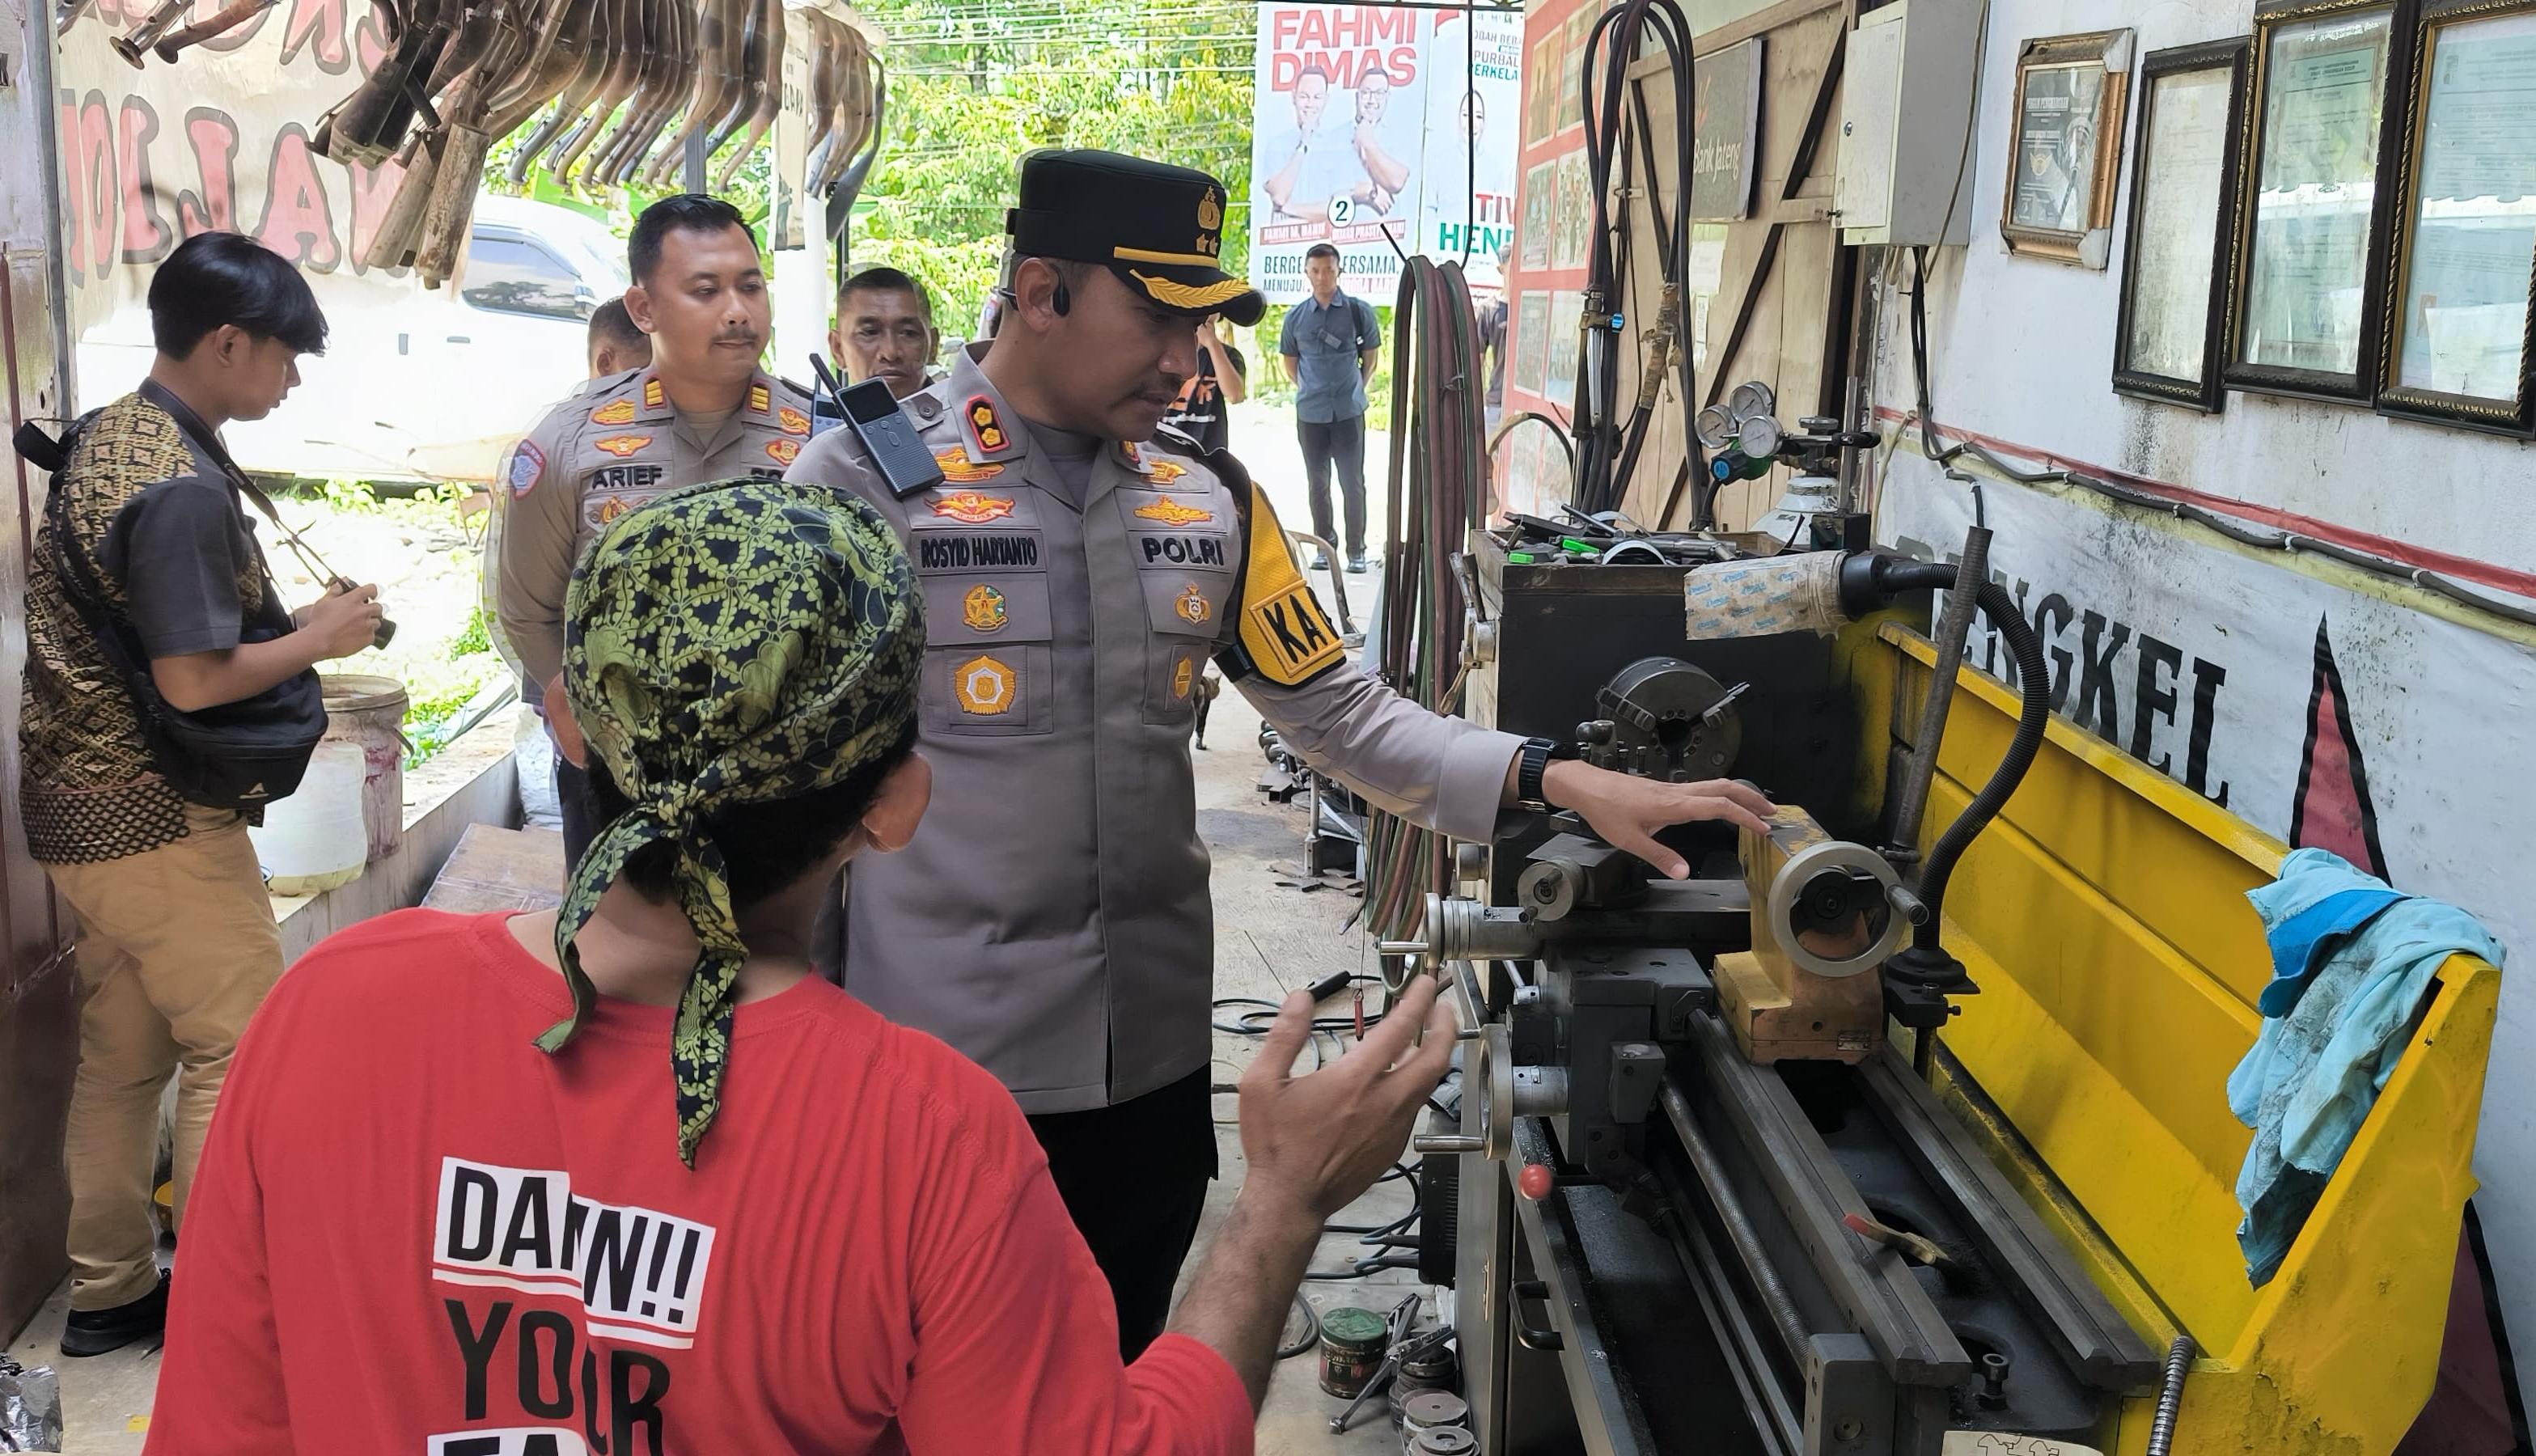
[766,438,800,467]
[595,434,653,458]
[1137,531,1230,569]
[749,383,772,414]
[1145,459,1189,486]
[935,447,1005,482]
[642,377,666,410]
[506,439,546,497]
[966,396,1009,454]
[1172,656,1196,699]
[932,490,1018,524]
[591,398,637,425]
[1133,497,1214,527]
[955,654,1016,715]
[777,406,811,436]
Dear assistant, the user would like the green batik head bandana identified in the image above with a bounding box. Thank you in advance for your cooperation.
[534,480,923,1166]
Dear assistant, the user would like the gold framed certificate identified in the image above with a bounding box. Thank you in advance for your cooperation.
[2001,31,2136,267]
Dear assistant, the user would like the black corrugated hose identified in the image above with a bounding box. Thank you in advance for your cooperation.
[1912,578,2051,945]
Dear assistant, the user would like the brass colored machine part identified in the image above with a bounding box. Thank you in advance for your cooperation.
[1716,806,1900,1064]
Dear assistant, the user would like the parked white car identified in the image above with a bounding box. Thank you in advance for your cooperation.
[73,195,629,484]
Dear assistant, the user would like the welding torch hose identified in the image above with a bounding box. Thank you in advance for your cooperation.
[1365,256,1487,946]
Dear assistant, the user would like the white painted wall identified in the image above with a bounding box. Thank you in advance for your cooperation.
[1903,0,2536,577]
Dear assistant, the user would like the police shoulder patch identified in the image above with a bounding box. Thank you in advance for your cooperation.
[1234,481,1343,685]
[590,397,637,425]
[506,439,546,497]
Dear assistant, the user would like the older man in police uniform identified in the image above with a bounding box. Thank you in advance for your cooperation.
[494,195,812,866]
[785,150,1773,1358]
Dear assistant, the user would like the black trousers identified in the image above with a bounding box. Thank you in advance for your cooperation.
[1298,413,1369,559]
[555,756,595,873]
[1027,1069,1218,1363]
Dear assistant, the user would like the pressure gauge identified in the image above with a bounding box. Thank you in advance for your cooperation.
[1738,413,1784,459]
[1729,380,1777,423]
[1694,404,1737,451]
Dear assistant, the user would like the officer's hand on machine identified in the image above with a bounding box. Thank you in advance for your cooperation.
[1526,760,1776,881]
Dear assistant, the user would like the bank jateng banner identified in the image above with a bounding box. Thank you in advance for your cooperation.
[1248,3,1522,305]
[1878,460,2536,1329]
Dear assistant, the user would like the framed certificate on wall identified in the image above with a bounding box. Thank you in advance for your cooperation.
[2000,30,2136,267]
[2379,0,2536,433]
[2225,0,2403,402]
[2115,38,2253,409]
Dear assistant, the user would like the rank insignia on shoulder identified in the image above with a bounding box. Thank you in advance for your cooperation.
[955,654,1016,714]
[1133,497,1213,527]
[1175,582,1211,625]
[591,398,637,425]
[934,447,1006,483]
[932,490,1018,524]
[642,377,666,410]
[777,406,812,436]
[506,440,545,497]
[749,383,772,414]
[595,434,653,458]
[967,396,1009,454]
[963,583,1009,633]
[766,438,800,467]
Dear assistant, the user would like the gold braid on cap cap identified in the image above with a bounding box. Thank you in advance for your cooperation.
[1129,270,1254,311]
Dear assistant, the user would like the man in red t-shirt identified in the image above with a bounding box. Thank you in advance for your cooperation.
[150,480,1454,1454]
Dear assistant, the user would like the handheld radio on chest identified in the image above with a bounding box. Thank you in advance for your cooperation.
[834,377,946,500]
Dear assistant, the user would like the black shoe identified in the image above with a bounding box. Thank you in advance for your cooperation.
[60,1272,167,1357]
[1310,552,1332,573]
[1347,552,1371,574]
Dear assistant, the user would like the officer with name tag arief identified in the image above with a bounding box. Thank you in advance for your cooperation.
[781,149,1775,1360]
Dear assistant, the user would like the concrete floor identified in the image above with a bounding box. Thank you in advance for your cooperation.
[7,406,1437,1453]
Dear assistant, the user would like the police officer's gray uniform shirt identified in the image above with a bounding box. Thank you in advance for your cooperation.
[492,366,813,691]
[785,344,1522,1113]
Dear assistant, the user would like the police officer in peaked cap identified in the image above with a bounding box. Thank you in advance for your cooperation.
[784,148,1774,1358]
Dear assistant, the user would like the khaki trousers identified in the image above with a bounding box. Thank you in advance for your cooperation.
[47,805,283,1311]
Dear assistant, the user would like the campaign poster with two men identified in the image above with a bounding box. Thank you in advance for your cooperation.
[1248,2,1523,304]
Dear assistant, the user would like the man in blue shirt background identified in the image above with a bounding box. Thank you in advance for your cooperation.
[1278,242,1382,573]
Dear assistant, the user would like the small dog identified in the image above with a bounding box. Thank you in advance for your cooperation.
[1194,668,1223,748]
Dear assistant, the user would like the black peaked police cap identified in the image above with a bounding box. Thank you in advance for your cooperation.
[1006,149,1267,327]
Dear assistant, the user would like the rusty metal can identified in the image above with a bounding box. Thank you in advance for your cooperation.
[1319,1306,1389,1399]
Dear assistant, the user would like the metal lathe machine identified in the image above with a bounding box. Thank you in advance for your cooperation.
[1387,507,2499,1455]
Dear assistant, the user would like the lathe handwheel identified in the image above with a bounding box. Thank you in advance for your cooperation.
[1765,839,1905,979]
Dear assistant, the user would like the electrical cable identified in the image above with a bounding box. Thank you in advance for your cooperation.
[1277,1294,1323,1360]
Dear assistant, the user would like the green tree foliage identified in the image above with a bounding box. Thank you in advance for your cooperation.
[848,0,1258,330]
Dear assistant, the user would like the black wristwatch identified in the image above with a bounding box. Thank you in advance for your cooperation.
[1516,737,1578,811]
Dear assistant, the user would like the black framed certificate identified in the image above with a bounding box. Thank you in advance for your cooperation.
[2225,0,2403,401]
[2381,0,2536,433]
[2001,31,2135,266]
[2115,39,2253,409]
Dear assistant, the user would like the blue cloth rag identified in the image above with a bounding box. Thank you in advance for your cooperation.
[2228,848,2503,1286]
